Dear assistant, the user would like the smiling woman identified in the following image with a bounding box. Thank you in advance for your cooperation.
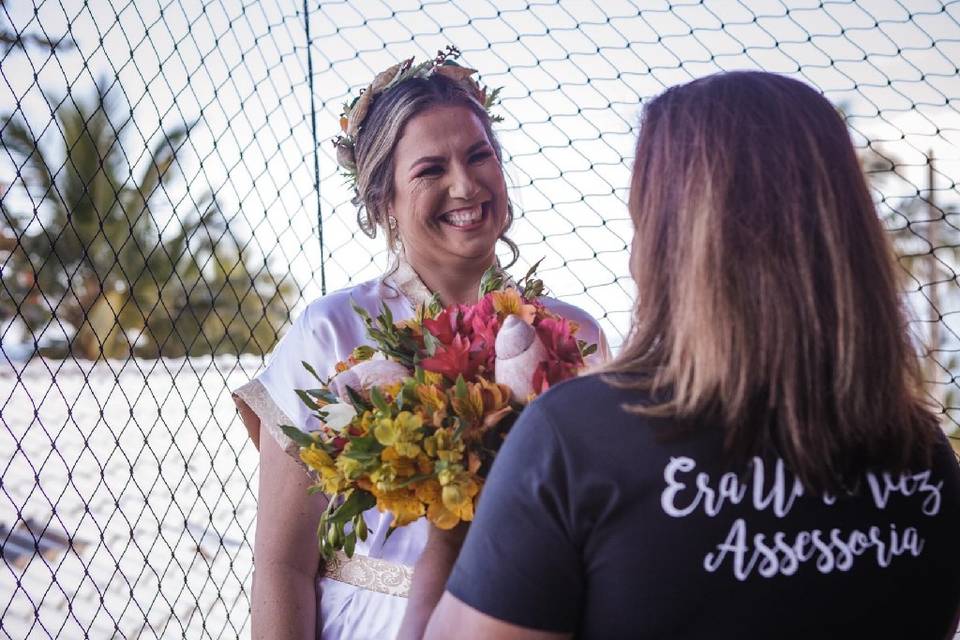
[230,50,608,640]
[387,105,508,302]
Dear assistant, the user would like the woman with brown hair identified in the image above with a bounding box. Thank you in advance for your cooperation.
[231,50,607,639]
[406,71,960,639]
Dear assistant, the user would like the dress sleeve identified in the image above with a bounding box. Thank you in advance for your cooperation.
[232,378,299,456]
[445,401,583,633]
[231,301,338,463]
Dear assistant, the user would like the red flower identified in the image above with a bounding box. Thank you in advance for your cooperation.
[420,334,480,381]
[535,317,584,367]
[422,306,462,345]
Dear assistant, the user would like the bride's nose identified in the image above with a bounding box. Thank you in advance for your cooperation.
[447,163,480,200]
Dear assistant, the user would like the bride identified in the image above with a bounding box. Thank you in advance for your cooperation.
[232,49,608,639]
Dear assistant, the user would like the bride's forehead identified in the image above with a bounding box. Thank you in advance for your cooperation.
[397,106,488,150]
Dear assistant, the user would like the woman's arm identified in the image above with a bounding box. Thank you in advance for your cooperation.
[425,593,571,640]
[240,398,327,640]
[395,523,467,640]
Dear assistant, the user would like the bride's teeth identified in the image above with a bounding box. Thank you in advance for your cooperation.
[443,207,483,227]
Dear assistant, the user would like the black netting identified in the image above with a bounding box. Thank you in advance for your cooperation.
[0,1,957,637]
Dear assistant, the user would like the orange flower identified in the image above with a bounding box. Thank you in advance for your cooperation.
[491,289,537,324]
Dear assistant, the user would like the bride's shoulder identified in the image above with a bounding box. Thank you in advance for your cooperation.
[299,277,388,324]
[539,296,600,332]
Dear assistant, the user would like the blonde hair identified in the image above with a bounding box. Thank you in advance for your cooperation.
[352,73,518,264]
[606,71,937,491]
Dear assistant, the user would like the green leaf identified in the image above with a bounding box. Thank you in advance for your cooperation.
[522,257,545,283]
[301,360,323,382]
[346,386,372,413]
[455,375,468,399]
[426,294,442,318]
[351,298,373,325]
[579,340,598,357]
[295,388,320,411]
[394,473,433,488]
[347,433,384,455]
[351,345,375,361]
[308,388,340,405]
[370,386,391,414]
[356,515,369,541]
[329,490,377,526]
[422,327,440,357]
[452,417,467,440]
[478,264,504,296]
[280,425,316,448]
[380,301,394,327]
[343,530,356,558]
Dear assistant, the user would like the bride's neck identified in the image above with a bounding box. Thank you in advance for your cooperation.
[403,252,495,306]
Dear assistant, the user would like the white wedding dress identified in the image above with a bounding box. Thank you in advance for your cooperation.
[234,258,607,639]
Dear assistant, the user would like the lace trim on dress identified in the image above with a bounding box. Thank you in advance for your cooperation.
[233,379,301,459]
[382,254,434,309]
[323,550,413,598]
[382,253,513,309]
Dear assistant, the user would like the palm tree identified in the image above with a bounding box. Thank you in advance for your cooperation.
[1,79,293,359]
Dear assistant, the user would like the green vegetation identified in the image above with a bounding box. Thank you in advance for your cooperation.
[1,80,293,359]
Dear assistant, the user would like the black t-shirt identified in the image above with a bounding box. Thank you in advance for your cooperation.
[446,374,960,639]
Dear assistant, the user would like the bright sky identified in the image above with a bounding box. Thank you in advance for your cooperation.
[2,0,959,350]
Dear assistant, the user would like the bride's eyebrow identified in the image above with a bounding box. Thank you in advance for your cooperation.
[409,155,444,171]
[408,140,490,172]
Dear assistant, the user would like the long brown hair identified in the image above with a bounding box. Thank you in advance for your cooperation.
[606,71,938,491]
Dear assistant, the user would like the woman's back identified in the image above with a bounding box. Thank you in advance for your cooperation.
[447,374,960,639]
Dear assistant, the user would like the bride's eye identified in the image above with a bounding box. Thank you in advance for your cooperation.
[469,150,492,163]
[416,165,443,178]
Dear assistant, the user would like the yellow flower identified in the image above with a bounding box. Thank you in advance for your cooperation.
[491,289,537,324]
[299,444,333,472]
[423,428,465,463]
[450,382,484,427]
[300,446,346,494]
[395,318,423,337]
[373,411,424,457]
[358,410,376,434]
[335,453,365,479]
[422,370,444,386]
[371,447,418,491]
[416,384,448,426]
[416,478,461,530]
[427,500,461,530]
[438,466,480,522]
[376,488,425,527]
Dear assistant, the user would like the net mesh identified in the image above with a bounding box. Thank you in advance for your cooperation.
[0,1,958,637]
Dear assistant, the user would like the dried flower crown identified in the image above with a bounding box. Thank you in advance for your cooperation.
[333,46,503,199]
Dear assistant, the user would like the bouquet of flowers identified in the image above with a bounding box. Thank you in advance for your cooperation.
[281,265,596,560]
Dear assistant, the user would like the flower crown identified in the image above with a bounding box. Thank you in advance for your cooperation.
[333,46,503,199]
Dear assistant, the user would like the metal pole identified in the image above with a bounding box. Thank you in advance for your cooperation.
[304,0,326,296]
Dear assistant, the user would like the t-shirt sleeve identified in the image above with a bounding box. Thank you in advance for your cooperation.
[445,400,583,632]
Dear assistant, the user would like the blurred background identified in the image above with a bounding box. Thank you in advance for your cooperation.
[0,0,958,637]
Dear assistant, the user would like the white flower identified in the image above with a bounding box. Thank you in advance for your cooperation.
[495,314,548,404]
[322,402,358,431]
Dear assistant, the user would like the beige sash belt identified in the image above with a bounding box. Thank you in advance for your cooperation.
[322,551,413,598]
